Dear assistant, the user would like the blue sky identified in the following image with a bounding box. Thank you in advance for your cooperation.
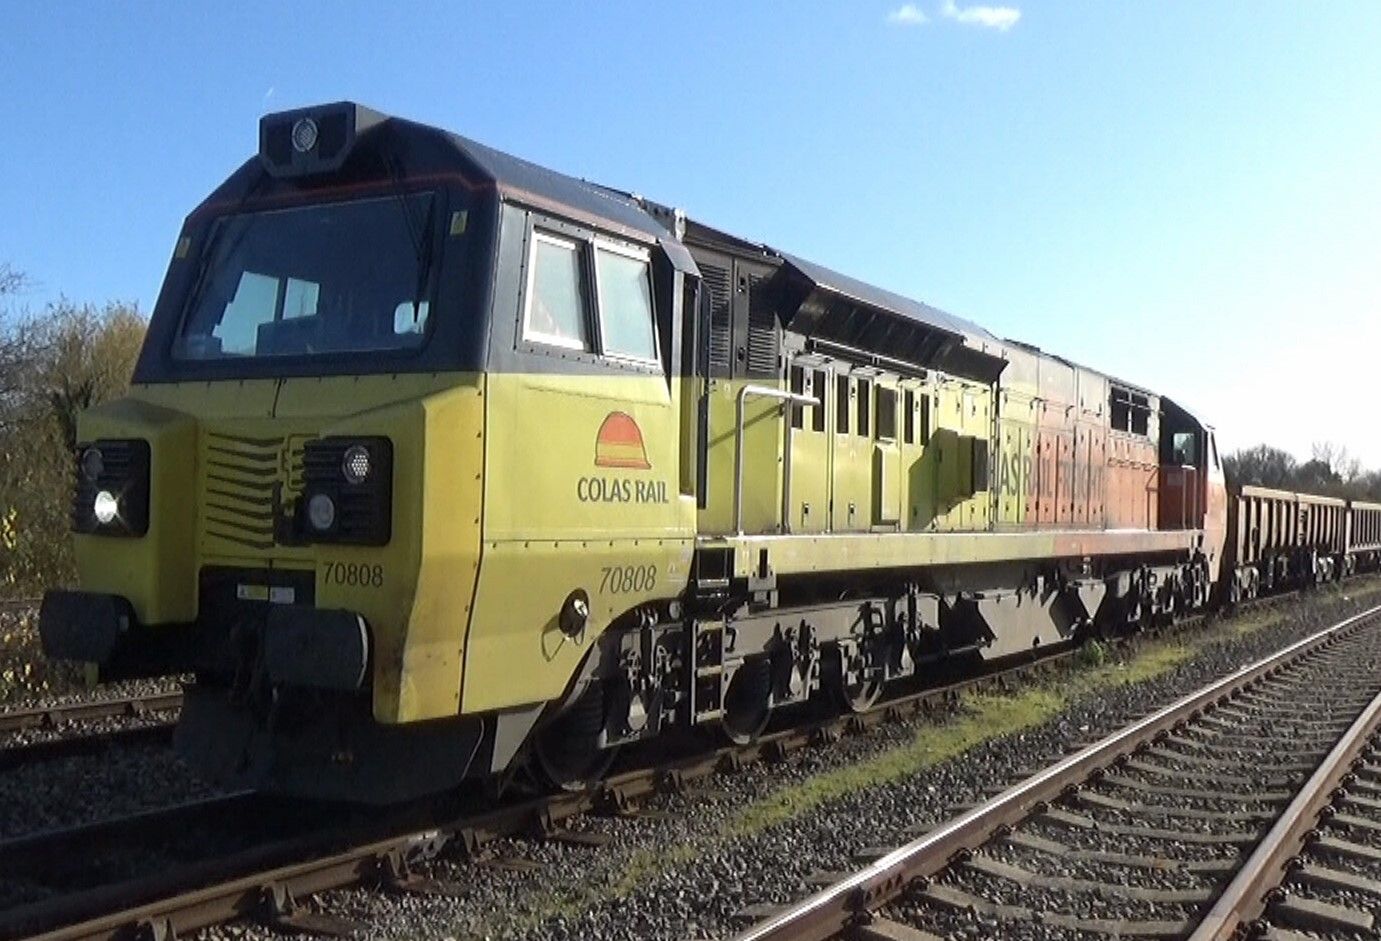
[2,3,1379,464]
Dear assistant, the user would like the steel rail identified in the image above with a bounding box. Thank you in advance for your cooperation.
[4,592,1362,940]
[0,690,182,735]
[5,644,1092,941]
[0,792,258,876]
[0,724,173,771]
[731,602,1381,941]
[1188,673,1381,939]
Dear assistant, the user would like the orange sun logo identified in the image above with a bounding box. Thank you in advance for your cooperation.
[594,411,651,470]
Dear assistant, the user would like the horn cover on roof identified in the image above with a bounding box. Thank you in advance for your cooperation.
[259,101,388,179]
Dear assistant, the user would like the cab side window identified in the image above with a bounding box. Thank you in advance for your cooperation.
[1172,431,1198,465]
[594,244,656,361]
[524,233,592,351]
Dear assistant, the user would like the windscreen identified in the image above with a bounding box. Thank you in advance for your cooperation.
[174,193,437,362]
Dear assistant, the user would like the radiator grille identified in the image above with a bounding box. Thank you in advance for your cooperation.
[200,432,299,553]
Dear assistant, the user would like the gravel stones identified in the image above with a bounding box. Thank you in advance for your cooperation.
[8,586,1381,939]
[0,602,213,840]
[197,583,1381,941]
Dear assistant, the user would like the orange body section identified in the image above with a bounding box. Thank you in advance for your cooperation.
[1106,434,1159,529]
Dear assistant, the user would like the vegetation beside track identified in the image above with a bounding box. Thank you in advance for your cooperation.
[0,604,83,704]
[1,266,146,599]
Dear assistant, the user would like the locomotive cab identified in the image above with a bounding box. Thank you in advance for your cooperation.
[39,102,699,801]
[1158,398,1228,583]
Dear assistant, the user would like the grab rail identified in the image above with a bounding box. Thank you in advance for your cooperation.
[734,384,818,535]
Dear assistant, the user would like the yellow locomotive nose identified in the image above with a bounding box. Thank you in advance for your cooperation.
[41,375,489,802]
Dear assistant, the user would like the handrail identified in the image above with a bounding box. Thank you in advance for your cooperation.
[734,384,818,535]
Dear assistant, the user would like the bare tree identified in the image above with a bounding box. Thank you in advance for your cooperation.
[0,264,31,404]
[0,264,22,296]
[1222,444,1298,489]
[1312,441,1362,485]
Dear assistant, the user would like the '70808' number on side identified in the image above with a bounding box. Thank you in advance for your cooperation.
[600,564,656,594]
[323,562,385,588]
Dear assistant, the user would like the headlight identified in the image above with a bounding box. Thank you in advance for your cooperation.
[291,117,319,153]
[80,447,105,482]
[71,439,150,537]
[300,437,392,546]
[341,444,371,485]
[93,490,120,525]
[307,493,337,532]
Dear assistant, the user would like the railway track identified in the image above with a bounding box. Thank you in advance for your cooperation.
[0,692,181,770]
[1,596,182,768]
[0,599,40,612]
[734,603,1381,941]
[0,692,183,736]
[0,632,1109,940]
[0,592,1365,940]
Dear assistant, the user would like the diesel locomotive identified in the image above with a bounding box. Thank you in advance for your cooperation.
[38,103,1376,802]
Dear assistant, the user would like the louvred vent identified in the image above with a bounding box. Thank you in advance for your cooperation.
[703,262,732,372]
[745,273,779,377]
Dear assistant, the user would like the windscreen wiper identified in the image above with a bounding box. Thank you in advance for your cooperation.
[383,154,434,310]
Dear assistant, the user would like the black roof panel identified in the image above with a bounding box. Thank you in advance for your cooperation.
[440,128,674,240]
[778,251,994,342]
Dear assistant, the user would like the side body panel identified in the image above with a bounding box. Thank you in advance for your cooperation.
[462,203,696,713]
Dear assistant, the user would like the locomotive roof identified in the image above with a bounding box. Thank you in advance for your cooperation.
[434,111,1008,377]
[253,103,999,337]
[254,103,1187,388]
[438,126,996,358]
[443,126,682,244]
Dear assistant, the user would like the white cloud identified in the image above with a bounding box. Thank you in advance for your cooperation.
[887,4,929,26]
[941,0,1021,30]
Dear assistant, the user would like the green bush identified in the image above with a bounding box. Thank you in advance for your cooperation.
[0,294,146,597]
[1076,637,1108,669]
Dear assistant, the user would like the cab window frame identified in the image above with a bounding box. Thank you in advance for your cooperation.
[521,230,594,352]
[516,212,663,375]
[170,190,446,367]
[592,237,659,366]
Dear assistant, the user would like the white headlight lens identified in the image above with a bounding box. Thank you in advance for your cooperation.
[93,490,119,525]
[342,445,371,485]
[80,447,105,482]
[307,493,336,531]
[291,117,319,153]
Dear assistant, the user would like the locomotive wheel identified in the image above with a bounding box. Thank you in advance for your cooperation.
[532,684,615,792]
[722,658,773,745]
[823,647,883,714]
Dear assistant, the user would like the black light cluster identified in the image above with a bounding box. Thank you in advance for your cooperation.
[258,102,386,179]
[299,437,393,545]
[71,439,150,537]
